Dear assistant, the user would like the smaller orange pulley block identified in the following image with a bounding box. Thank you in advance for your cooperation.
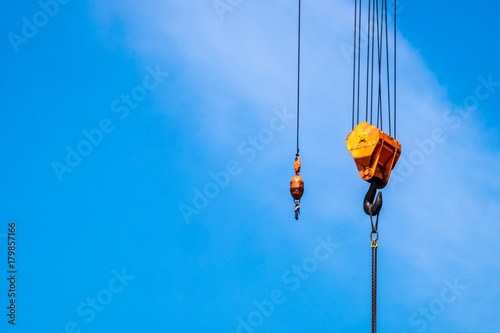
[290,156,304,220]
[346,122,401,189]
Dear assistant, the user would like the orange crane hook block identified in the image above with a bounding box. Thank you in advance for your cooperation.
[346,122,401,189]
[290,156,304,220]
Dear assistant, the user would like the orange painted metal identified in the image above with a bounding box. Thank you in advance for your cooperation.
[346,122,401,189]
[294,156,301,174]
[290,156,304,200]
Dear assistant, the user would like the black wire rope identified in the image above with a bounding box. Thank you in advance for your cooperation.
[357,0,362,125]
[365,0,371,123]
[370,0,376,124]
[394,0,397,139]
[351,0,396,136]
[376,0,383,131]
[296,0,301,156]
[384,0,392,136]
[352,0,358,130]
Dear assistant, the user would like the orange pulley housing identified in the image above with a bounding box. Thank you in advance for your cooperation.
[290,156,304,200]
[346,122,401,189]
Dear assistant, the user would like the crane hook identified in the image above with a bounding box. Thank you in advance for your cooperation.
[363,180,383,217]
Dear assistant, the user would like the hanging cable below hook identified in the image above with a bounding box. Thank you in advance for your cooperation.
[367,180,381,333]
[366,180,381,333]
[371,228,378,333]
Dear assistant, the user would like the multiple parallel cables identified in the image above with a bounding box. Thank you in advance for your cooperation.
[351,0,397,140]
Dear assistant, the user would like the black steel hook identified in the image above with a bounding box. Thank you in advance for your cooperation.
[363,180,383,217]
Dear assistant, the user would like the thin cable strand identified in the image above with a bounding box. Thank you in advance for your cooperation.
[352,0,358,130]
[394,0,397,139]
[296,0,301,155]
[384,0,391,136]
[357,0,362,124]
[370,0,376,124]
[365,0,371,123]
[376,0,383,131]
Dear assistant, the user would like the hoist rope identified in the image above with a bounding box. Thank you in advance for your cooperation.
[384,0,391,137]
[394,0,397,140]
[356,0,362,126]
[376,0,379,128]
[296,0,301,156]
[350,0,397,137]
[376,0,383,132]
[365,0,371,123]
[369,0,375,125]
[352,0,358,130]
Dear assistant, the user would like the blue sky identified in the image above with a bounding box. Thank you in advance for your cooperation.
[1,0,500,332]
